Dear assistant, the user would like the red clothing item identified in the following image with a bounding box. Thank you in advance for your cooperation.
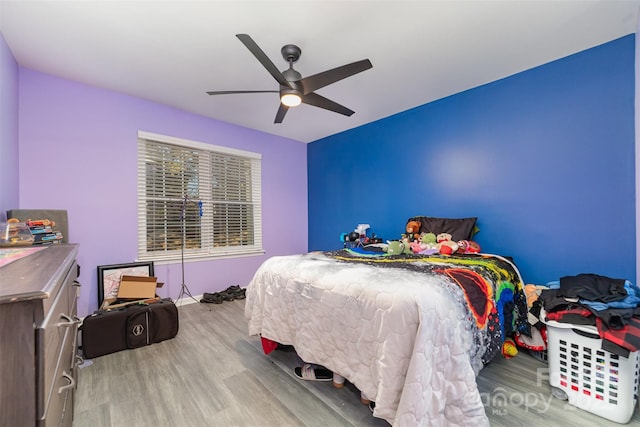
[545,307,594,324]
[596,317,640,354]
[261,336,279,354]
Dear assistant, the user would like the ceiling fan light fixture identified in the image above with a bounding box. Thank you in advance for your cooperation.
[280,89,302,107]
[207,34,372,123]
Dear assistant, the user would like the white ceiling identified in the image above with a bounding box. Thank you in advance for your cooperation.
[1,0,639,143]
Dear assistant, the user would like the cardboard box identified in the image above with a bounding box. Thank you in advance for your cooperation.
[117,275,159,300]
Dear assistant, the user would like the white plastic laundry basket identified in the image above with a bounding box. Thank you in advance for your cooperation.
[546,320,640,424]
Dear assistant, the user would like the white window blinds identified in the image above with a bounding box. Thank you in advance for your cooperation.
[137,131,262,261]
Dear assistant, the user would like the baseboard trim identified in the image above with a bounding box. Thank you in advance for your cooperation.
[174,294,202,307]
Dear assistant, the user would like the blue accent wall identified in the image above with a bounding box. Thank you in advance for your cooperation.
[308,35,635,285]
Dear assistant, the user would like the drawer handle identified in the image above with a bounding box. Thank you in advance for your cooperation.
[73,280,81,287]
[58,371,75,393]
[56,313,75,328]
[56,314,82,328]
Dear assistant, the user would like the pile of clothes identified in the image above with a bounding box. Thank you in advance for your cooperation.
[538,273,640,357]
[513,284,549,356]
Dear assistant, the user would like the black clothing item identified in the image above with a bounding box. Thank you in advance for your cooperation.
[539,288,573,312]
[542,288,635,330]
[597,309,634,330]
[559,274,627,302]
[601,339,630,358]
[529,300,544,329]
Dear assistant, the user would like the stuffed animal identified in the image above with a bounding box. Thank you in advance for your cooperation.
[439,241,459,255]
[405,220,421,241]
[466,241,481,253]
[400,237,413,254]
[457,240,481,254]
[501,338,519,358]
[436,233,452,243]
[409,239,423,253]
[436,233,459,255]
[414,232,438,255]
[386,240,405,255]
[422,232,437,246]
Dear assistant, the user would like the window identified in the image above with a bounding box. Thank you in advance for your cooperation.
[137,131,262,262]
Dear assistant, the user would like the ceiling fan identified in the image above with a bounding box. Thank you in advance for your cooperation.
[206,34,373,124]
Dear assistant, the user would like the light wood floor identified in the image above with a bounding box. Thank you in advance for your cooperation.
[73,299,639,426]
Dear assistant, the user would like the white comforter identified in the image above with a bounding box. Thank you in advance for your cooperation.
[245,253,490,426]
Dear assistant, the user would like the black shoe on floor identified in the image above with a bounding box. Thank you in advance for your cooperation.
[223,285,246,300]
[225,285,241,293]
[218,291,235,301]
[201,293,223,304]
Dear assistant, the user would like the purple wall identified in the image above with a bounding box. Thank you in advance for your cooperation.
[18,68,308,317]
[0,33,19,218]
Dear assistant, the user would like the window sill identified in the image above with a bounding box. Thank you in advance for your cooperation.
[138,249,266,265]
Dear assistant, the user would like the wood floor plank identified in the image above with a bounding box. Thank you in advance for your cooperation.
[74,300,639,426]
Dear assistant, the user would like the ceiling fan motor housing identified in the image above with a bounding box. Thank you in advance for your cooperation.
[281,44,301,63]
[282,68,302,84]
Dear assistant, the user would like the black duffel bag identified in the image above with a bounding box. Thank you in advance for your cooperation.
[81,298,179,359]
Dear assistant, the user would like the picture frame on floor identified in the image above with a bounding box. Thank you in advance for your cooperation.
[97,261,154,307]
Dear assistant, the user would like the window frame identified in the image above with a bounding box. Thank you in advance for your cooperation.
[137,130,263,263]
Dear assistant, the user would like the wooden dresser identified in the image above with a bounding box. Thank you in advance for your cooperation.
[0,244,80,427]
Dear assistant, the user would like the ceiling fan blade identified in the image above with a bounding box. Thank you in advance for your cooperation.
[274,104,289,123]
[299,59,372,95]
[236,34,292,88]
[206,90,278,95]
[302,92,355,116]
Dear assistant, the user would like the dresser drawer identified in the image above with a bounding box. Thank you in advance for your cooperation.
[40,326,76,427]
[37,264,79,423]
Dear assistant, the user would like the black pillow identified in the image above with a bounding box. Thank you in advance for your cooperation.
[408,216,478,242]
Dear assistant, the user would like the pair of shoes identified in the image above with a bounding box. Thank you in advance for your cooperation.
[200,286,246,304]
[294,364,333,382]
[200,293,223,304]
[201,291,232,303]
[222,285,246,300]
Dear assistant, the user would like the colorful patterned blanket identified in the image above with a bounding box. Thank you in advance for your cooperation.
[325,249,530,364]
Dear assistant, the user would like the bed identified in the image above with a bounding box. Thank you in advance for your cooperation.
[245,220,529,426]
